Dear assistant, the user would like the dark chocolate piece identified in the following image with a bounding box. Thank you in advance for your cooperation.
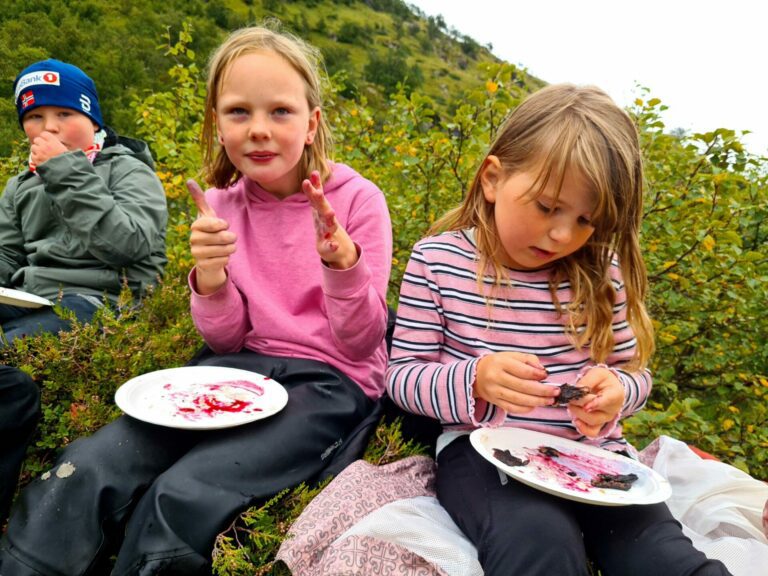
[538,446,561,458]
[555,383,588,406]
[492,448,529,467]
[590,472,639,490]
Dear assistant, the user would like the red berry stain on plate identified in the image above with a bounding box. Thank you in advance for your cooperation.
[163,380,265,420]
[522,445,627,493]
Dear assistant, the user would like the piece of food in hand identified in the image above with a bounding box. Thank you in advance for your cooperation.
[555,383,588,406]
[538,446,561,458]
[492,448,529,467]
[590,472,639,490]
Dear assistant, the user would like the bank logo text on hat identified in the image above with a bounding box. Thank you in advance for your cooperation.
[15,70,61,99]
[13,59,103,129]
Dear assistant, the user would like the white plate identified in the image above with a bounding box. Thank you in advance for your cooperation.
[115,366,288,430]
[470,428,671,506]
[0,287,54,308]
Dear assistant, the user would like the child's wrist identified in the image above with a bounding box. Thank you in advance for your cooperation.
[194,267,227,295]
[325,243,359,270]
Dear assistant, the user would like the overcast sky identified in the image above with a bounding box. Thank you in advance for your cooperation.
[408,0,767,157]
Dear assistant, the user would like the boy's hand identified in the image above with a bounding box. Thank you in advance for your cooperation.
[187,179,236,295]
[29,131,68,167]
[474,352,555,414]
[763,500,768,539]
[568,366,624,438]
[302,171,358,269]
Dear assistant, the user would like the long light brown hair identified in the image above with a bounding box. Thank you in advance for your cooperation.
[432,84,654,369]
[201,23,333,189]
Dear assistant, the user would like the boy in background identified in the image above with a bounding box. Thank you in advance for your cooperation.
[0,58,168,342]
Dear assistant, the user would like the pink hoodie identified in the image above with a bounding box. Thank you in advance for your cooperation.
[189,162,392,398]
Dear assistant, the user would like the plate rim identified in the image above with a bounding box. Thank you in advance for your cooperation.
[115,365,288,430]
[469,427,671,506]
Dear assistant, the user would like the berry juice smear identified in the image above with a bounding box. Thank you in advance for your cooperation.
[163,380,265,420]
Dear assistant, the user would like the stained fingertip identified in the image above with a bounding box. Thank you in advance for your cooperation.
[186,178,203,194]
[186,179,216,217]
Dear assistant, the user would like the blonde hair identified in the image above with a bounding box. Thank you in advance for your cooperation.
[432,83,654,369]
[202,23,333,189]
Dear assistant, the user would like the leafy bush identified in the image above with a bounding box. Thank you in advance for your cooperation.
[363,48,424,97]
[336,20,371,44]
[623,93,768,473]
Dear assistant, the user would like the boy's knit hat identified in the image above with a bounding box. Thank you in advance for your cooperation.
[13,59,103,129]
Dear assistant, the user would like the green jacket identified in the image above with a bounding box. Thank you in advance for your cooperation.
[0,130,168,303]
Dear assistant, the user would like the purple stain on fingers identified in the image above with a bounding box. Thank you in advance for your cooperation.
[186,179,215,217]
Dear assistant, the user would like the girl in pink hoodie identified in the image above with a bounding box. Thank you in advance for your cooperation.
[0,25,391,576]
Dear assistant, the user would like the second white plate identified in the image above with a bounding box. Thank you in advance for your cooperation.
[115,366,288,430]
[470,427,671,506]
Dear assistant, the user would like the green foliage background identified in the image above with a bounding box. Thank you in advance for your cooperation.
[1,0,766,572]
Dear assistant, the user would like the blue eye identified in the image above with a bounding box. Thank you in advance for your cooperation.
[227,107,248,117]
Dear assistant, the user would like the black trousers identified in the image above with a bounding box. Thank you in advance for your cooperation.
[436,435,733,576]
[0,366,40,527]
[0,351,373,576]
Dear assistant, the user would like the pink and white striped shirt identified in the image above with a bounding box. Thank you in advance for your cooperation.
[386,229,652,453]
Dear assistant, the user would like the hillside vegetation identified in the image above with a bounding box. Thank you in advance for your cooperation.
[1,0,766,572]
[0,0,510,157]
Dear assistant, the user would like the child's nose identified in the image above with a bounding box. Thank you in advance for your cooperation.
[43,115,59,132]
[248,115,269,140]
[549,223,573,244]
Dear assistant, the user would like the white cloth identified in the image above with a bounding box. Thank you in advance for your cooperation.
[342,495,483,576]
[276,456,459,576]
[639,435,768,576]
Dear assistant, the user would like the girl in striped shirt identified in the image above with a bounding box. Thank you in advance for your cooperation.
[386,84,730,576]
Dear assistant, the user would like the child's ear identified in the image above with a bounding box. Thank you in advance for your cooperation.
[480,155,502,203]
[305,107,321,145]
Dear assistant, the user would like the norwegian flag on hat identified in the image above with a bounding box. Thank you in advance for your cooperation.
[21,91,35,109]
